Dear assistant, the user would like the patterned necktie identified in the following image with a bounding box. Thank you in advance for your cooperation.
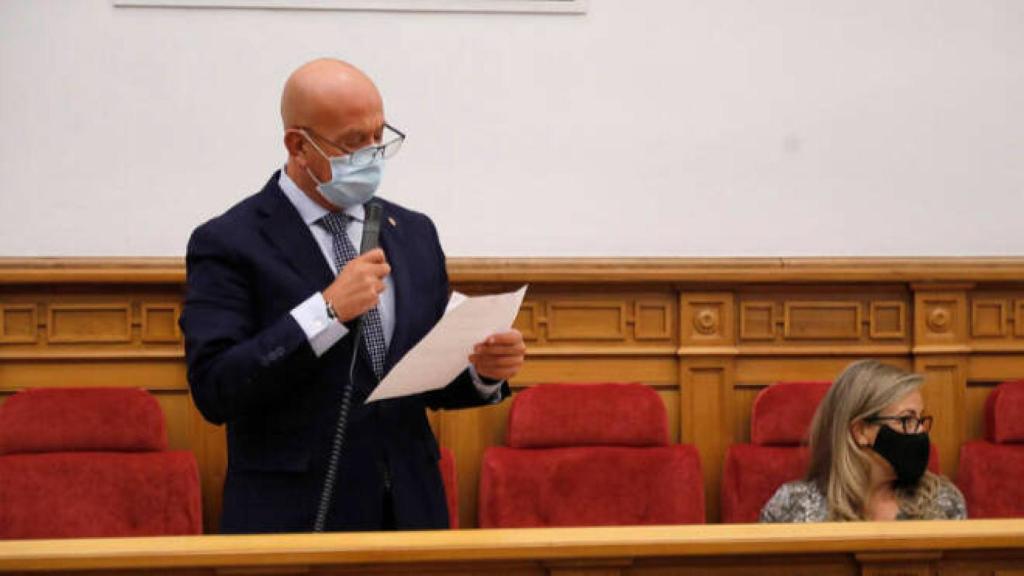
[318,212,387,379]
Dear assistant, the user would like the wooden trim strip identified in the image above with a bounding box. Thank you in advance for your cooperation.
[0,350,185,361]
[0,521,1021,571]
[4,257,1024,285]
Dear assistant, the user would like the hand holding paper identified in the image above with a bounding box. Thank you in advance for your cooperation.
[470,329,526,382]
[365,285,528,403]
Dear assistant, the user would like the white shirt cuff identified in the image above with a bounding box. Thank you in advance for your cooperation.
[290,292,348,357]
[468,364,504,402]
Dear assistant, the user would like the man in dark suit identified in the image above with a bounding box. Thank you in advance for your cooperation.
[179,59,525,533]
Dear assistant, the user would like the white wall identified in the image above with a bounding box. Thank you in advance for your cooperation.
[1,0,1022,257]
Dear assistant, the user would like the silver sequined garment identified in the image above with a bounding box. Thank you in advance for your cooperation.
[759,478,967,522]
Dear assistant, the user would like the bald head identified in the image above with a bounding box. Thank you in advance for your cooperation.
[281,58,384,136]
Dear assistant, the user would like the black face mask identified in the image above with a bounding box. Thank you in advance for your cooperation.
[871,425,930,488]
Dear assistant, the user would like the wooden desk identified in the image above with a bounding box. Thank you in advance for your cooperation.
[1,520,1023,575]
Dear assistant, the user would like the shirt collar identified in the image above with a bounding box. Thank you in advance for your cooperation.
[277,166,364,225]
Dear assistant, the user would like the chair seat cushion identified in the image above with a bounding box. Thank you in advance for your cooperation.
[958,440,1024,519]
[721,444,810,523]
[0,451,201,539]
[479,445,703,528]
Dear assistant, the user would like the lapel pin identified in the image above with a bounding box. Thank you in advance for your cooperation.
[388,216,397,227]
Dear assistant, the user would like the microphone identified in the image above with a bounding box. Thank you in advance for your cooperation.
[351,201,383,335]
[359,202,383,255]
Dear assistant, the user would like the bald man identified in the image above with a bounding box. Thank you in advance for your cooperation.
[180,59,524,533]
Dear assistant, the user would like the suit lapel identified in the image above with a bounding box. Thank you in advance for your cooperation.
[256,177,335,292]
[378,203,411,369]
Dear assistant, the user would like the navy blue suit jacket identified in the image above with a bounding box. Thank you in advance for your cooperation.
[180,172,508,533]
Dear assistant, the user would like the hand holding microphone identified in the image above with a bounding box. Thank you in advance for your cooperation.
[323,249,390,323]
[322,203,387,323]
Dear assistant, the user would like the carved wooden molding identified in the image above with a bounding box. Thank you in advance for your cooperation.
[681,293,735,347]
[47,304,132,344]
[0,304,37,343]
[739,302,774,341]
[142,304,183,344]
[546,301,627,341]
[5,257,1024,285]
[870,301,906,339]
[783,301,862,340]
[915,289,969,350]
[972,299,1009,338]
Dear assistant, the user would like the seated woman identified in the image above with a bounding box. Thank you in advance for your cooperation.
[760,359,966,522]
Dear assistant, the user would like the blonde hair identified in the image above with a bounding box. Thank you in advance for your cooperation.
[806,359,942,521]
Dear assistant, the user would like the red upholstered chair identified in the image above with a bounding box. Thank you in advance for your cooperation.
[438,446,459,528]
[478,383,704,528]
[958,380,1024,518]
[721,381,830,523]
[722,380,943,523]
[0,388,202,539]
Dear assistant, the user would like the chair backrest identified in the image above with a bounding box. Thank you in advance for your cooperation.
[480,383,703,528]
[0,387,167,455]
[750,381,831,446]
[986,380,1024,444]
[0,388,201,539]
[506,382,668,448]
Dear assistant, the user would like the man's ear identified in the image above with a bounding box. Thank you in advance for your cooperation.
[283,130,307,163]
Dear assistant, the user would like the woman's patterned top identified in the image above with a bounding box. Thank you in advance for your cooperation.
[759,477,967,522]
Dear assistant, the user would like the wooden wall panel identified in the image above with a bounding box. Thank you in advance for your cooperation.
[915,357,967,477]
[965,382,997,443]
[680,359,733,521]
[2,258,1023,530]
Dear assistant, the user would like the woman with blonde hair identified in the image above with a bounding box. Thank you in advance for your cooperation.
[760,359,966,522]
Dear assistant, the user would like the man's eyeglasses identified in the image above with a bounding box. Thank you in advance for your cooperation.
[301,122,406,167]
[865,414,934,434]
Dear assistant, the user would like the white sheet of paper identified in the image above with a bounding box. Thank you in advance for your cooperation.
[365,285,527,404]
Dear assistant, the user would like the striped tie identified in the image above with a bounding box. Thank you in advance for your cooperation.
[318,212,387,379]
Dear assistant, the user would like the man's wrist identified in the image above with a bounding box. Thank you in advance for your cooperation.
[323,293,339,322]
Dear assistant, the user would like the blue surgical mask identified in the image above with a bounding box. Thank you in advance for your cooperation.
[303,132,383,208]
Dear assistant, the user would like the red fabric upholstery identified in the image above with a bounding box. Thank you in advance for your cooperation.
[0,387,167,454]
[958,440,1024,518]
[722,445,810,523]
[985,380,1024,443]
[0,451,201,538]
[479,383,704,528]
[439,446,459,529]
[0,388,202,539]
[480,445,703,528]
[959,380,1024,518]
[750,381,831,446]
[506,383,668,448]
